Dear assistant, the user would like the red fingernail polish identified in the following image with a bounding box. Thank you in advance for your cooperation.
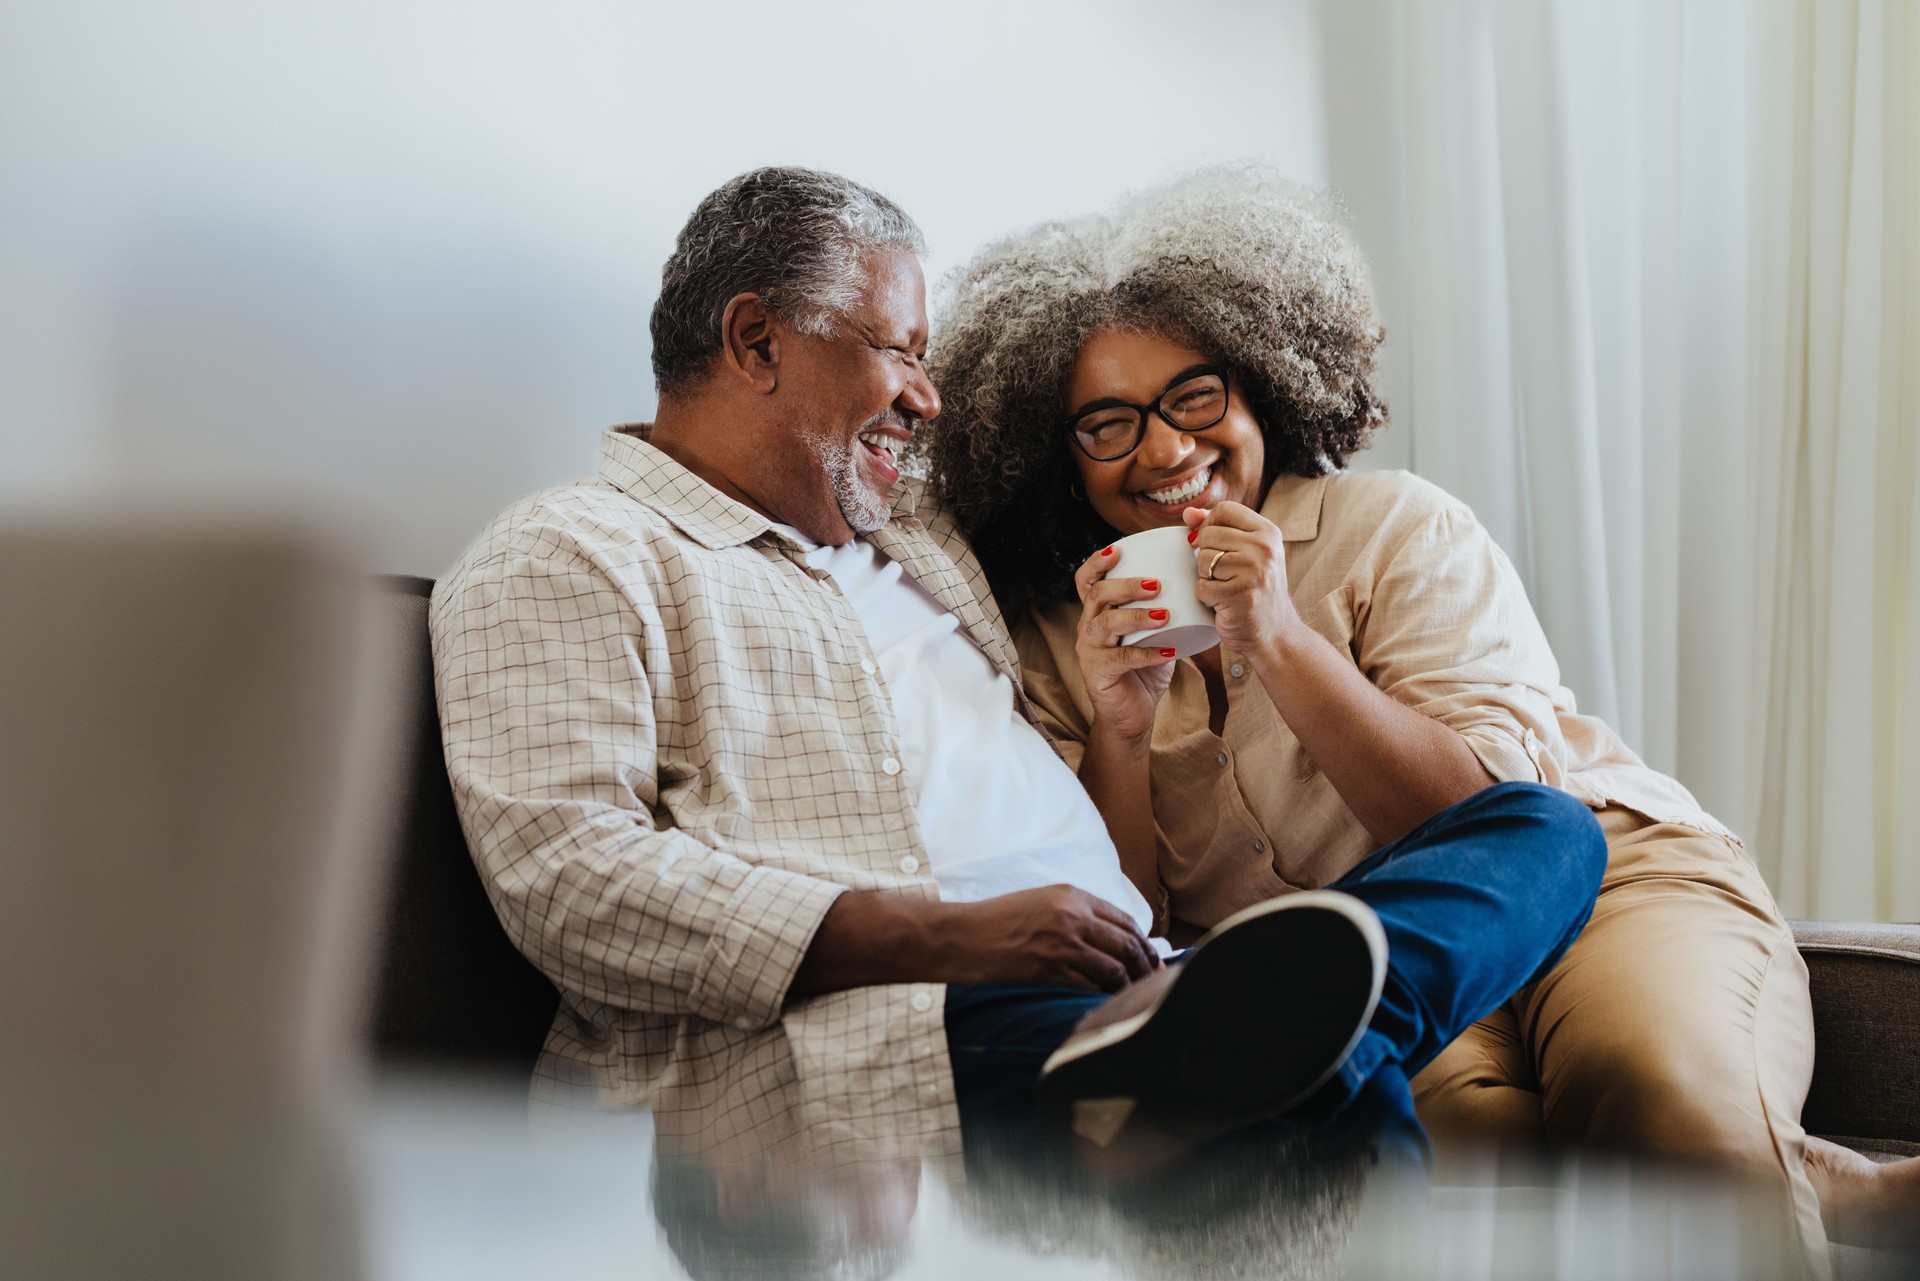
[1187,530,1199,543]
[1149,608,1169,621]
[1100,546,1114,556]
[1141,579,1160,591]
[1160,648,1177,658]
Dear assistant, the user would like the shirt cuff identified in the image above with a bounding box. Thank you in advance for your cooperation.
[1457,724,1548,787]
[686,864,847,1031]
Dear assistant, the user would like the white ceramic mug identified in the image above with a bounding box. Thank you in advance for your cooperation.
[1107,525,1220,658]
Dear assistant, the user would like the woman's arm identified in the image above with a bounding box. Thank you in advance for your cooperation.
[1189,503,1495,846]
[1045,544,1181,918]
[1246,617,1496,845]
[1017,615,1165,918]
[1078,718,1162,917]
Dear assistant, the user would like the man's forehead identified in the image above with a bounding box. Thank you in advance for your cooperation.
[855,250,928,336]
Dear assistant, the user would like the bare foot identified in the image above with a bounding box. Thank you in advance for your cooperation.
[1803,1135,1920,1246]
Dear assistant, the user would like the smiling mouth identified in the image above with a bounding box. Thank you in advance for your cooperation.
[856,429,901,463]
[855,429,907,485]
[1140,465,1211,506]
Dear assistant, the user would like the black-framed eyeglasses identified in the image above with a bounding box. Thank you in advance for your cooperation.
[1064,366,1232,461]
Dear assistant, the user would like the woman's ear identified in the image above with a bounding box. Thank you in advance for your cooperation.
[719,293,780,394]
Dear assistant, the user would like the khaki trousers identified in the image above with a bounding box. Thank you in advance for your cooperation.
[1410,806,1827,1272]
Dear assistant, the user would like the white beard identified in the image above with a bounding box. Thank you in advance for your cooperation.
[799,423,891,535]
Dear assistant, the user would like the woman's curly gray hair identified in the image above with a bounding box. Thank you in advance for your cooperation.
[921,168,1386,611]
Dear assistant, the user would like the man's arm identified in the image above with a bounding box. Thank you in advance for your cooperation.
[433,520,1154,1035]
[793,885,1159,997]
[434,528,853,1031]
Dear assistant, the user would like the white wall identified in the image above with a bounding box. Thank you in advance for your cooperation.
[0,0,1327,574]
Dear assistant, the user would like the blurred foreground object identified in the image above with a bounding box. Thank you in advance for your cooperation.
[0,517,402,1281]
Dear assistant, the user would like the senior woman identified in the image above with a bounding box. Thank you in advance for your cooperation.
[920,170,1908,1258]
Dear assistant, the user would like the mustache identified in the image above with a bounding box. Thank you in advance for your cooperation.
[862,410,920,436]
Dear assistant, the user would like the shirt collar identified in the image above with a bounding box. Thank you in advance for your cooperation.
[598,422,779,550]
[1258,472,1330,542]
[888,477,921,521]
[597,422,921,549]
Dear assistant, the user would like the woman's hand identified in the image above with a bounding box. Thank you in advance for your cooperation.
[1072,544,1178,743]
[1185,503,1307,656]
[1184,502,1497,845]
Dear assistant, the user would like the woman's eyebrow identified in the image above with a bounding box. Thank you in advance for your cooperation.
[1163,362,1218,387]
[1068,395,1133,417]
[1068,364,1219,418]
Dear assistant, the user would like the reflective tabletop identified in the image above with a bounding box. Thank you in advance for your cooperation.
[361,1076,1826,1281]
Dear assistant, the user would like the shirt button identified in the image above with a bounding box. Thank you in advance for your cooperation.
[1215,751,1229,768]
[1230,663,1246,679]
[910,989,933,1013]
[1253,838,1266,853]
[882,757,902,775]
[860,658,876,675]
[899,854,920,874]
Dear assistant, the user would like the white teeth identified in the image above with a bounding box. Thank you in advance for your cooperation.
[1143,466,1210,505]
[857,431,898,458]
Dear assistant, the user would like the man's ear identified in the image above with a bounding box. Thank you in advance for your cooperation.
[719,293,780,394]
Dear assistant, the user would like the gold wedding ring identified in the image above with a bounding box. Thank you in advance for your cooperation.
[1203,549,1226,580]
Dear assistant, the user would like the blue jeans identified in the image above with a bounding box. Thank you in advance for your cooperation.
[945,781,1607,1168]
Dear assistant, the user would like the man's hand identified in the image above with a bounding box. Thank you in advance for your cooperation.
[791,884,1159,998]
[945,885,1161,991]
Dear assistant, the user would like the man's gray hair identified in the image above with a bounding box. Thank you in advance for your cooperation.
[650,166,927,399]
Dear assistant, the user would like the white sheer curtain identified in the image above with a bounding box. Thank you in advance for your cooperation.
[1747,0,1920,919]
[1319,0,1919,919]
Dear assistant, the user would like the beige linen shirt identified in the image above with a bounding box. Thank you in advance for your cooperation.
[1020,469,1732,934]
[430,424,1025,1162]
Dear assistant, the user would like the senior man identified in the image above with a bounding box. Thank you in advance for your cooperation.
[430,167,1606,1172]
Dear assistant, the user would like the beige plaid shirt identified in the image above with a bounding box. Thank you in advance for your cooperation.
[431,424,1024,1162]
[1020,468,1734,936]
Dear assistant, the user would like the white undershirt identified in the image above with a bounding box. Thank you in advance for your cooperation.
[782,529,1166,951]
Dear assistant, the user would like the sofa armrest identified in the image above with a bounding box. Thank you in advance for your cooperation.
[1792,920,1920,1154]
